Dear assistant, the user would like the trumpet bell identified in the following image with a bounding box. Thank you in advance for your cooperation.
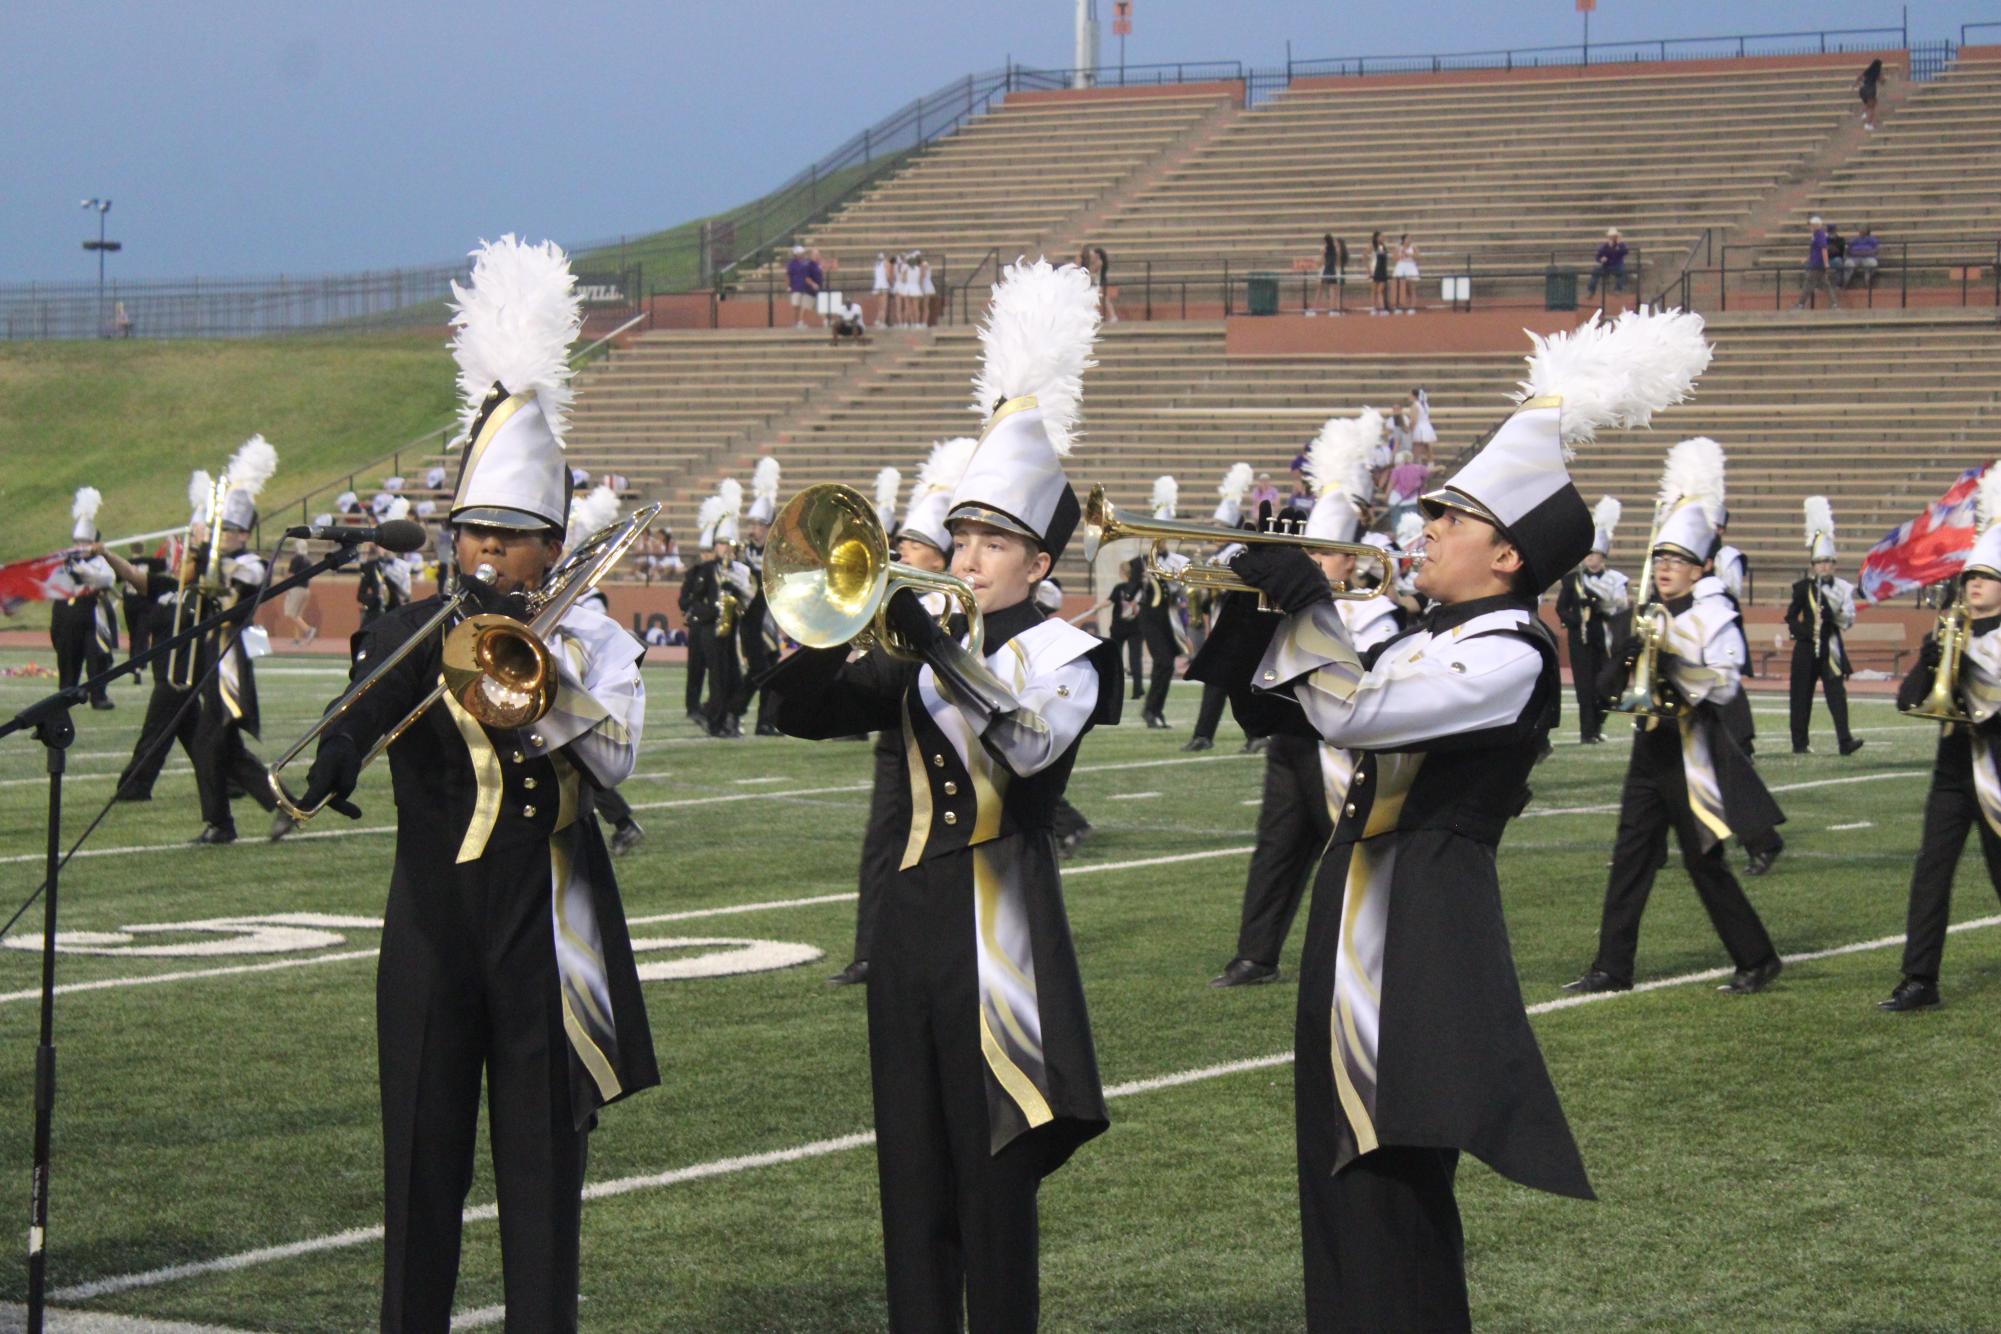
[443,613,557,730]
[767,483,891,649]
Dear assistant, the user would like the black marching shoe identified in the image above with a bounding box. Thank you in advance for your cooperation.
[828,960,870,987]
[1792,745,1815,756]
[1839,738,1867,757]
[1180,735,1214,753]
[1058,825,1094,858]
[1719,956,1784,995]
[1209,958,1280,988]
[1745,836,1785,877]
[1142,711,1168,730]
[1877,976,1941,1012]
[755,722,783,737]
[89,696,115,711]
[268,810,299,843]
[1562,968,1632,994]
[191,824,236,846]
[611,820,646,856]
[1242,735,1270,755]
[686,709,709,726]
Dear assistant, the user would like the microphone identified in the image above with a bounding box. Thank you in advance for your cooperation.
[285,519,429,554]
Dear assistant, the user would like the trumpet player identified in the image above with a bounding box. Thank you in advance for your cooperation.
[1569,438,1787,999]
[1787,497,1865,756]
[1881,468,2001,1012]
[1554,498,1631,744]
[1211,409,1400,989]
[1192,312,1728,1330]
[764,259,1117,1329]
[288,237,656,1330]
[688,480,754,738]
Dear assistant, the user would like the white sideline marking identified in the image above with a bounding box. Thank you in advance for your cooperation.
[0,951,380,1006]
[732,776,785,785]
[0,1302,265,1331]
[450,1307,506,1330]
[1828,821,1875,831]
[1520,768,1917,820]
[1107,791,1161,801]
[57,913,2001,1304]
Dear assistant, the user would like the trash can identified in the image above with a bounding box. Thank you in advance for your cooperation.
[1247,273,1280,317]
[1544,266,1578,312]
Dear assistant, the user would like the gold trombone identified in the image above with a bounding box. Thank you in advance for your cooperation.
[764,482,984,657]
[266,502,660,822]
[1903,587,1972,724]
[1608,513,1685,721]
[1079,485,1384,611]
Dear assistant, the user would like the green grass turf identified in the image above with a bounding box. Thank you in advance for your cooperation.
[0,336,459,626]
[0,662,1994,1330]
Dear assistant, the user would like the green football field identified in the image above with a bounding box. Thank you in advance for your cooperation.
[0,652,1994,1331]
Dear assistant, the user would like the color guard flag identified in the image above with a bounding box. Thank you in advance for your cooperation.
[1858,467,1982,604]
[0,552,83,616]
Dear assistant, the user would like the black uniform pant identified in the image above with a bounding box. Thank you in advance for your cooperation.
[1591,742,1778,983]
[1720,689,1757,753]
[1234,735,1332,965]
[595,785,634,830]
[118,679,202,799]
[378,842,590,1332]
[193,702,274,833]
[738,615,774,724]
[851,740,903,964]
[1300,1144,1469,1333]
[49,600,111,704]
[1191,679,1229,744]
[683,624,710,715]
[1789,645,1854,751]
[868,870,1047,1331]
[702,629,743,733]
[1566,632,1604,741]
[1117,631,1143,698]
[1899,773,2001,980]
[1139,616,1176,718]
[124,595,154,665]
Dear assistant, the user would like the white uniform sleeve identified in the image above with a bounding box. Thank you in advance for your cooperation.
[1831,579,1857,629]
[1670,607,1744,706]
[1595,571,1632,617]
[73,555,116,592]
[945,654,1096,778]
[535,605,647,787]
[1257,601,1541,750]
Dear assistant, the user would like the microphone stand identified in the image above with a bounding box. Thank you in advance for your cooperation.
[1,542,358,1331]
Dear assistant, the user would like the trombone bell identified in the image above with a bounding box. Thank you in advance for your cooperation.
[445,613,557,730]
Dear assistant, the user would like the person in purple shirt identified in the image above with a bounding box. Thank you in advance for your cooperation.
[1586,227,1629,301]
[1793,215,1840,310]
[1844,225,1881,289]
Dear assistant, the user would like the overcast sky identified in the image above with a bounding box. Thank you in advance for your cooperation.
[4,1,1985,282]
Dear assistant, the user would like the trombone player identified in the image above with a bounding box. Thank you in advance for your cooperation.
[1787,497,1865,756]
[286,236,657,1330]
[1881,465,2001,1012]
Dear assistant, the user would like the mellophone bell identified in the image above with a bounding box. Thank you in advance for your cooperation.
[277,236,660,1329]
[1881,463,2001,1013]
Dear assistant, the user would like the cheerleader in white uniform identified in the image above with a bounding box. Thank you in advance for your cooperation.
[917,253,936,327]
[1408,387,1437,459]
[1392,234,1420,312]
[872,252,890,328]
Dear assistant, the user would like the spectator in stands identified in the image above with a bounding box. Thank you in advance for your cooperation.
[918,252,937,326]
[830,300,868,343]
[1825,224,1848,284]
[1249,471,1282,516]
[1407,387,1437,458]
[1587,228,1629,304]
[1369,231,1390,315]
[1844,225,1881,289]
[1317,234,1348,314]
[807,247,828,323]
[895,251,920,328]
[872,252,890,328]
[787,245,820,330]
[1854,58,1887,132]
[1392,233,1420,313]
[1793,215,1840,310]
[1095,246,1118,324]
[1384,451,1435,529]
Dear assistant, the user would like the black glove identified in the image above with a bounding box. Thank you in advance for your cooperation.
[300,734,364,820]
[1230,545,1331,616]
[1616,635,1645,665]
[883,587,946,652]
[1919,634,1943,670]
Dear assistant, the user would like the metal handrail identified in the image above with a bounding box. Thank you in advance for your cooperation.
[1288,25,1909,79]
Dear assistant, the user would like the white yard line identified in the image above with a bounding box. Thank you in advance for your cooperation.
[55,912,2001,1305]
[1106,792,1161,801]
[0,950,381,1006]
[1827,821,1876,831]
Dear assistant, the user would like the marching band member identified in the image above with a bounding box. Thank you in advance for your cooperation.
[829,436,977,988]
[570,483,647,857]
[289,236,656,1329]
[678,539,709,725]
[766,259,1117,1328]
[1711,509,1759,754]
[1211,409,1400,989]
[1881,465,2001,1012]
[874,465,902,532]
[1554,497,1631,744]
[1196,309,1718,1329]
[1140,466,1229,732]
[108,472,212,802]
[1787,497,1865,755]
[1569,437,1787,996]
[688,481,753,738]
[1388,509,1428,618]
[1108,555,1146,698]
[50,486,117,710]
[743,455,783,735]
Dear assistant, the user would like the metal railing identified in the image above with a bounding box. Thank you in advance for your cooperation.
[1280,25,1909,83]
[1651,239,2001,313]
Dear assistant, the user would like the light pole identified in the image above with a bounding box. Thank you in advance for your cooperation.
[79,199,120,337]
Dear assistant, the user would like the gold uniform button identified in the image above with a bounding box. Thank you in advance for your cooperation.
[1262,670,1277,682]
[932,754,945,768]
[529,734,545,748]
[943,781,958,795]
[523,804,538,818]
[523,777,538,790]
[1353,770,1368,784]
[511,751,524,764]
[1344,803,1357,817]
[942,811,959,826]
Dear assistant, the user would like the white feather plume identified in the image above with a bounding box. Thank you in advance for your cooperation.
[1592,496,1622,536]
[187,470,213,513]
[1659,437,1727,525]
[1803,495,1835,545]
[874,466,902,513]
[752,456,782,504]
[1978,464,2001,530]
[718,477,743,521]
[568,483,621,544]
[225,434,278,497]
[1515,308,1714,453]
[1395,511,1425,549]
[969,257,1101,455]
[1150,475,1178,511]
[383,496,412,524]
[449,234,583,438]
[915,439,977,497]
[1304,408,1384,502]
[71,486,103,525]
[1218,462,1255,503]
[696,495,726,538]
